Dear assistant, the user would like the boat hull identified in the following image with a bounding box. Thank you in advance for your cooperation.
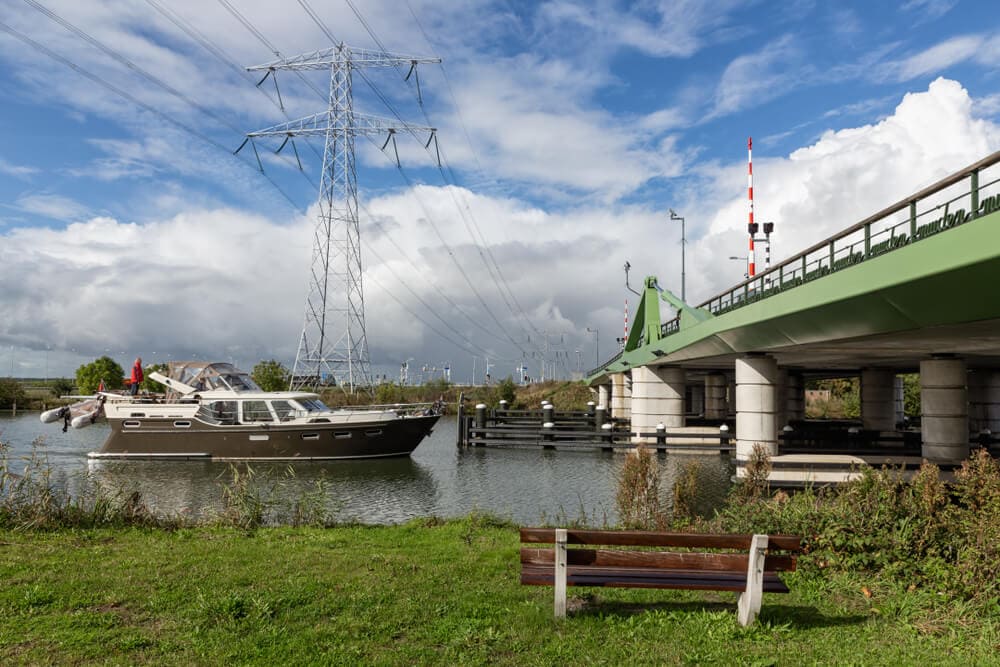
[91,414,440,460]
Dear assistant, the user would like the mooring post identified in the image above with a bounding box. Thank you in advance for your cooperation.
[720,423,730,448]
[498,399,508,421]
[456,398,465,447]
[656,422,666,447]
[587,401,595,417]
[542,402,554,426]
[595,404,606,430]
[475,403,487,441]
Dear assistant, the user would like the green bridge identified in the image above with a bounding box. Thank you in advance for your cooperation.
[586,150,1000,481]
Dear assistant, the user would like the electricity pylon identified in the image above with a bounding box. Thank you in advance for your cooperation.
[242,45,439,392]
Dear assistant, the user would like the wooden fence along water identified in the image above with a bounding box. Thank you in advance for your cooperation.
[456,399,735,453]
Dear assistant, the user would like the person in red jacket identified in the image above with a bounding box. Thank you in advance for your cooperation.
[129,357,144,396]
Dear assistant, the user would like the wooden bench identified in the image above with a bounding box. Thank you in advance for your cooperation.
[520,528,803,626]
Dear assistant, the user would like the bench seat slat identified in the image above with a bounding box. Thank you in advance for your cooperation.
[520,547,797,573]
[521,565,790,593]
[520,528,802,551]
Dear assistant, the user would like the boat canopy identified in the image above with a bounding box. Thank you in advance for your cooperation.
[165,361,263,398]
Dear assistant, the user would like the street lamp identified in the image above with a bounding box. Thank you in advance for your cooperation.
[669,209,686,302]
[586,327,599,366]
[728,255,748,280]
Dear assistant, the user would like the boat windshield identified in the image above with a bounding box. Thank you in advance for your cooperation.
[167,361,262,394]
[296,398,331,413]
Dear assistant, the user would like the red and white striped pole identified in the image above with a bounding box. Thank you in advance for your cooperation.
[623,298,629,349]
[748,136,756,278]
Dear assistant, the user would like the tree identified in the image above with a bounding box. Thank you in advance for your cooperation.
[142,363,168,393]
[498,376,517,404]
[0,377,26,408]
[251,360,290,391]
[50,378,75,397]
[76,356,125,395]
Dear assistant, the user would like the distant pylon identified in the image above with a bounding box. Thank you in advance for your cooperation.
[242,45,439,392]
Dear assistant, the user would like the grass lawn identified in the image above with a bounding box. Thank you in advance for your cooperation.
[1,517,997,665]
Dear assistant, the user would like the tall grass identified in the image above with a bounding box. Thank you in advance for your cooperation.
[0,437,333,531]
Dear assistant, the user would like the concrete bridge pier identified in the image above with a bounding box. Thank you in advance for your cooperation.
[728,375,737,418]
[895,376,905,427]
[597,384,610,411]
[968,370,1000,435]
[861,369,897,432]
[920,357,969,463]
[689,382,705,417]
[704,373,728,420]
[611,372,631,421]
[630,366,685,443]
[783,371,805,425]
[735,355,778,475]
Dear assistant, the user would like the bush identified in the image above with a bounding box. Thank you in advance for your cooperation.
[0,377,26,408]
[615,445,668,530]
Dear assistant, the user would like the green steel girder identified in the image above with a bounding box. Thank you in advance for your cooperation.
[587,208,1000,384]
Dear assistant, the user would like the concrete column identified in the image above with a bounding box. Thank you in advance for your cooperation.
[704,373,727,420]
[597,384,610,410]
[610,372,631,420]
[968,370,1000,434]
[735,355,778,470]
[689,382,705,417]
[920,357,968,463]
[894,376,905,427]
[728,375,737,417]
[630,366,685,443]
[861,369,897,432]
[775,369,788,430]
[784,371,805,424]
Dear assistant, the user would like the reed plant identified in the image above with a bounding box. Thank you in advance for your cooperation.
[614,445,668,530]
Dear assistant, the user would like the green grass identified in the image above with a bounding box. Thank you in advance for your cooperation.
[2,517,998,665]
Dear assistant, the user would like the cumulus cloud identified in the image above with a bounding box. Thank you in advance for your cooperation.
[687,78,1000,299]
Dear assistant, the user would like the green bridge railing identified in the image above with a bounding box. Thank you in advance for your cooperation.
[589,150,1000,378]
[698,149,1000,317]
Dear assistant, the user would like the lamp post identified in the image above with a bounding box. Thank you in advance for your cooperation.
[586,327,599,366]
[728,255,748,280]
[669,209,686,302]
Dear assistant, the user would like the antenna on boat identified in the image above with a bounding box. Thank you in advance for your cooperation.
[242,44,440,393]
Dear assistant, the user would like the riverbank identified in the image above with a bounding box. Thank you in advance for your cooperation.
[1,516,996,665]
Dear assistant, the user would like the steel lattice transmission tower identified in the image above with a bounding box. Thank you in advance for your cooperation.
[243,45,439,392]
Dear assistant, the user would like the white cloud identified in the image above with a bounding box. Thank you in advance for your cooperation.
[14,193,91,221]
[0,158,39,178]
[710,35,805,118]
[901,0,958,22]
[688,78,1000,300]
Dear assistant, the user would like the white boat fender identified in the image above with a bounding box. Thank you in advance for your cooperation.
[40,406,70,424]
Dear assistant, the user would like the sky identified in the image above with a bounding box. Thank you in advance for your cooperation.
[1,0,1000,384]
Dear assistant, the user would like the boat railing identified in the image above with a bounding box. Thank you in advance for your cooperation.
[337,402,439,416]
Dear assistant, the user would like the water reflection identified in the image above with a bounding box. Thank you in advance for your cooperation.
[1,413,734,525]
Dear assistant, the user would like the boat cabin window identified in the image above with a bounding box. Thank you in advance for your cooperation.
[271,400,297,422]
[242,400,273,423]
[197,401,237,425]
[218,373,262,392]
[296,398,331,413]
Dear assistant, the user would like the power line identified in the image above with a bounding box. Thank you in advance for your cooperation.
[0,18,303,213]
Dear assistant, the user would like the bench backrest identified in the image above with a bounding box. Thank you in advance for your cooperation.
[520,528,802,574]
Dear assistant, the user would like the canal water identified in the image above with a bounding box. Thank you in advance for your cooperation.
[0,412,734,525]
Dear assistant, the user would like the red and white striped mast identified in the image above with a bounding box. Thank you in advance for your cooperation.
[747,136,756,278]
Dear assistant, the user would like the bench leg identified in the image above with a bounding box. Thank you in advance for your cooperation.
[554,528,567,619]
[737,534,768,627]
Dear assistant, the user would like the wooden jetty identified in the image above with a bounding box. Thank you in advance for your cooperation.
[456,400,735,453]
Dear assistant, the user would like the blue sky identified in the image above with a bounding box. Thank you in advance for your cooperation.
[1,0,999,381]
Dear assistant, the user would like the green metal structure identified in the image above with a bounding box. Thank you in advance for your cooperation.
[588,150,1000,384]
